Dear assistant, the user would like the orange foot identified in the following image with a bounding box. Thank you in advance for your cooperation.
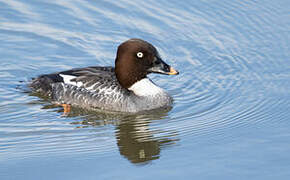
[61,104,71,116]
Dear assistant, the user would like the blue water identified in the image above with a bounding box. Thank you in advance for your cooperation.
[1,0,290,179]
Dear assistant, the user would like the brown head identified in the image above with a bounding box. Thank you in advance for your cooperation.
[115,38,179,89]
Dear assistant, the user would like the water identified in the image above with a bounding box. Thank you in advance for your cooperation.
[1,0,290,179]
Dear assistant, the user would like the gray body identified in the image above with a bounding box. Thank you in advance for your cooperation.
[30,66,172,113]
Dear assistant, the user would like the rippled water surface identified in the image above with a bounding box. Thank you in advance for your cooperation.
[1,0,290,179]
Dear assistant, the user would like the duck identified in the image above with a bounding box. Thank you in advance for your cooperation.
[30,38,179,113]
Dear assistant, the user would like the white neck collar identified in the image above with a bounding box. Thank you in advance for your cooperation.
[128,78,165,97]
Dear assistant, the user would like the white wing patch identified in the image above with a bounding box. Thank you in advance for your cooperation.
[59,74,83,87]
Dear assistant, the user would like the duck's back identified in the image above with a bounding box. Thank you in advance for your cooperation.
[30,66,135,112]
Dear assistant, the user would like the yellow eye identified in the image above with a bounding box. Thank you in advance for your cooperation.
[137,52,143,58]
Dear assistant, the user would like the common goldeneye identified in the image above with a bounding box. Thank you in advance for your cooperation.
[30,38,179,113]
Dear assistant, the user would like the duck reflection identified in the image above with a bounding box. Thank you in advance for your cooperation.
[115,109,179,164]
[117,118,160,164]
[41,104,179,164]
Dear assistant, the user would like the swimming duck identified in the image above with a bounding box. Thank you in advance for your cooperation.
[30,38,179,113]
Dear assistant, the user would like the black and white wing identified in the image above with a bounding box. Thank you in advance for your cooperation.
[30,66,132,111]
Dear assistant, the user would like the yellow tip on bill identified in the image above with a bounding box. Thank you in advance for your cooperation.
[167,67,179,75]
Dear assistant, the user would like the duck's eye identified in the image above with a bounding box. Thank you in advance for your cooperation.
[136,52,143,58]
